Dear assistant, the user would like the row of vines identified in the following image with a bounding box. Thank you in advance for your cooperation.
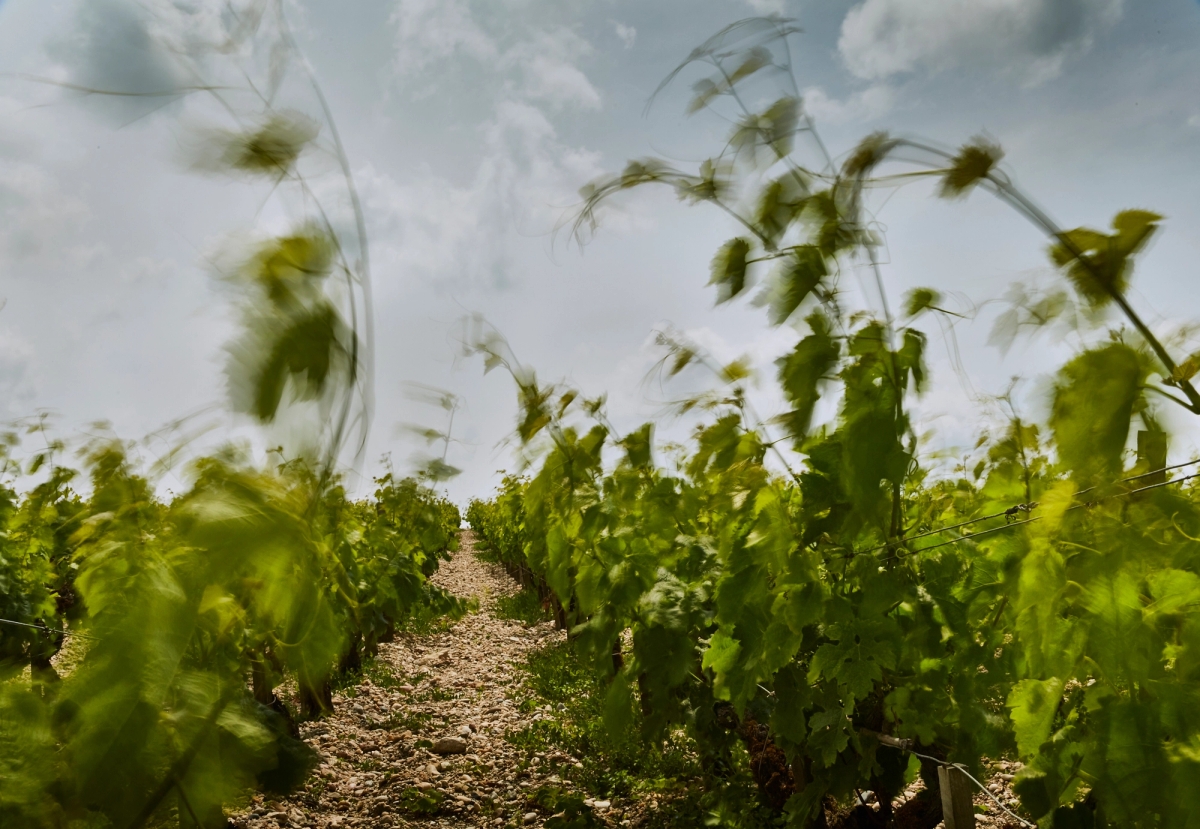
[0,440,461,826]
[4,7,1199,829]
[467,19,1200,829]
[1,2,464,827]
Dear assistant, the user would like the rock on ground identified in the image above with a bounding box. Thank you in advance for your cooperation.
[229,530,574,829]
[226,531,1030,829]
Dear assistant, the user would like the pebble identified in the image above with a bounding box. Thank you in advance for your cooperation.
[432,736,468,754]
[223,532,661,829]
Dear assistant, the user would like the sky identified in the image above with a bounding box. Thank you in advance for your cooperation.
[1,0,1200,503]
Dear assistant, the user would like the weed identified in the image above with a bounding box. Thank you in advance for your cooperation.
[302,778,327,806]
[415,686,456,703]
[493,587,551,626]
[400,595,478,636]
[504,639,780,829]
[506,640,699,799]
[470,539,501,564]
[397,786,445,816]
[529,786,604,829]
[366,710,434,733]
[331,656,404,693]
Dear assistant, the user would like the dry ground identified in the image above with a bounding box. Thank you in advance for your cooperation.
[230,530,587,829]
[227,531,1028,829]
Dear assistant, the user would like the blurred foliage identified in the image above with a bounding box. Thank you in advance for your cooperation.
[0,1,452,827]
[0,442,461,828]
[220,110,320,178]
[221,225,354,428]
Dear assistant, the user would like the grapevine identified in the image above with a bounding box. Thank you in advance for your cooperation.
[2,7,1199,829]
[467,17,1200,829]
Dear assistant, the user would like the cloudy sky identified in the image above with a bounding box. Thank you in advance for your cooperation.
[1,0,1199,501]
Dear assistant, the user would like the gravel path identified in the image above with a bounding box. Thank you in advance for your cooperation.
[228,532,1027,829]
[232,530,573,829]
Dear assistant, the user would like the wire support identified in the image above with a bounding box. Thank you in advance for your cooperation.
[908,750,1035,828]
[839,462,1200,561]
[0,617,98,641]
[903,469,1200,556]
[860,730,1034,827]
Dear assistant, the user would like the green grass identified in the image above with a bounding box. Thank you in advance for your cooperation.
[469,537,501,564]
[397,786,446,816]
[503,635,781,829]
[506,639,697,798]
[366,709,437,733]
[492,583,792,829]
[299,776,328,808]
[415,686,456,702]
[398,594,478,636]
[331,656,406,693]
[493,587,552,626]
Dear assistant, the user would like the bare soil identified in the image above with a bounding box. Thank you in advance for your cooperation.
[228,531,1030,829]
[230,530,581,829]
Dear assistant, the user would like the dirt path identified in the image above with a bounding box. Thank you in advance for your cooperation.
[228,533,1026,829]
[232,531,573,829]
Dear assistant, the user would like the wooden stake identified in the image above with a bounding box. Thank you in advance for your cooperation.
[938,765,976,829]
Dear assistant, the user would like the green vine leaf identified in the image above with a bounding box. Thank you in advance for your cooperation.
[777,312,839,444]
[1050,342,1142,479]
[939,137,1003,198]
[1008,678,1065,759]
[760,246,827,325]
[1050,210,1163,307]
[709,238,753,304]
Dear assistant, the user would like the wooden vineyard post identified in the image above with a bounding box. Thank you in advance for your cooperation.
[938,765,975,829]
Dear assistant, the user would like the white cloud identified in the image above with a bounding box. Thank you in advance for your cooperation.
[47,0,192,123]
[391,0,498,76]
[839,0,1124,85]
[742,0,787,14]
[803,83,895,125]
[137,0,242,58]
[391,1,601,111]
[0,159,91,264]
[0,330,36,417]
[376,0,608,291]
[502,28,601,111]
[357,99,604,292]
[613,22,637,50]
